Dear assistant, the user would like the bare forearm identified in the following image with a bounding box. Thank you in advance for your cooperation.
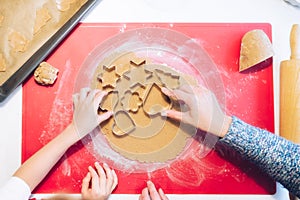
[13,124,79,191]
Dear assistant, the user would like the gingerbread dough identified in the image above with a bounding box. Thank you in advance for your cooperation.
[0,53,6,72]
[34,61,59,85]
[0,15,4,26]
[8,30,30,52]
[34,6,52,34]
[92,52,197,163]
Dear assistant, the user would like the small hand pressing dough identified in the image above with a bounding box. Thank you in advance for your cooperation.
[34,62,59,85]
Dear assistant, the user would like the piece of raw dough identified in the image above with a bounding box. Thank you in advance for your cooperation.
[239,29,274,72]
[8,30,30,52]
[56,0,76,11]
[34,6,52,34]
[0,15,4,26]
[0,53,7,72]
[34,62,59,85]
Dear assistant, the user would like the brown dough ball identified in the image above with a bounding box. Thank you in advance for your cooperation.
[34,62,59,85]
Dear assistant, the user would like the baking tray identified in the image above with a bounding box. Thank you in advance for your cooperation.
[0,0,100,103]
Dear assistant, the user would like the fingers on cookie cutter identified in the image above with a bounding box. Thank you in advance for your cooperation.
[99,90,119,111]
[143,83,172,116]
[112,110,136,136]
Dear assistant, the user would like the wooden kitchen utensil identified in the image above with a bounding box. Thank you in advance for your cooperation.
[280,24,300,144]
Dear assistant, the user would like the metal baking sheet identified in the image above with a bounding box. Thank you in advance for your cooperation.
[0,0,100,103]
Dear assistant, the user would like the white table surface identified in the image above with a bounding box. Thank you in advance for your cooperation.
[1,0,300,199]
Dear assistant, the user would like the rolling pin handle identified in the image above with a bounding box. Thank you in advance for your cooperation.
[290,24,300,60]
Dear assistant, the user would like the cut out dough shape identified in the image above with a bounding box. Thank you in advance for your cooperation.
[239,29,274,71]
[113,110,136,136]
[97,65,120,88]
[121,90,142,113]
[99,91,118,111]
[0,53,7,72]
[0,15,4,26]
[34,6,52,34]
[143,83,172,115]
[56,0,76,11]
[8,30,30,52]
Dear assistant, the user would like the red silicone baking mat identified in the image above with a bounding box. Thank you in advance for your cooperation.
[22,23,275,194]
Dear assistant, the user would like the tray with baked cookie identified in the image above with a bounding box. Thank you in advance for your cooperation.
[0,0,100,103]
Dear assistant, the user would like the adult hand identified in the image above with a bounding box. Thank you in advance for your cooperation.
[81,162,118,200]
[72,88,113,139]
[139,181,169,200]
[161,85,232,137]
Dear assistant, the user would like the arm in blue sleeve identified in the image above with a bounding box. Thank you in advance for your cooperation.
[219,116,300,197]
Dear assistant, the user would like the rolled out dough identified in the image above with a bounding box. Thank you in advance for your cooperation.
[92,52,197,163]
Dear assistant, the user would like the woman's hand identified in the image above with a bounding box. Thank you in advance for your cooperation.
[139,181,169,200]
[81,162,118,200]
[161,85,232,137]
[72,88,113,139]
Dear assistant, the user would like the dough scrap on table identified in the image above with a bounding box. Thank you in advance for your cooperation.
[8,30,30,52]
[34,62,59,85]
[34,6,52,35]
[0,53,7,72]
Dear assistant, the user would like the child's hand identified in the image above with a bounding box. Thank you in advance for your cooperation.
[81,162,118,200]
[139,181,169,200]
[72,88,113,139]
[161,85,231,138]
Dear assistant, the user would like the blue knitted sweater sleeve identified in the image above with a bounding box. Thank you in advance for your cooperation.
[219,116,300,197]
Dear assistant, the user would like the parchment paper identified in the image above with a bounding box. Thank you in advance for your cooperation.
[0,0,86,85]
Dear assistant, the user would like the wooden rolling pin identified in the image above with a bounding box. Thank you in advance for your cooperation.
[280,24,300,144]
